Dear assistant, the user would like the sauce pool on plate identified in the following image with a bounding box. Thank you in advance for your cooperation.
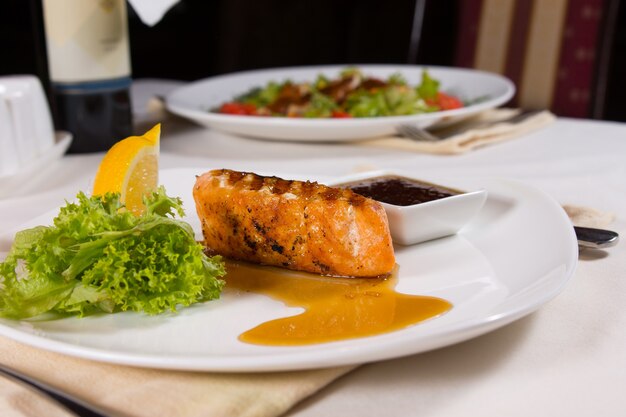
[224,260,452,346]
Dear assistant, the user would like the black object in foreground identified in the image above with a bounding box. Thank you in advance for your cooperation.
[574,226,619,249]
[0,363,109,417]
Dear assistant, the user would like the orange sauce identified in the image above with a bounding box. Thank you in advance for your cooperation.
[224,261,452,346]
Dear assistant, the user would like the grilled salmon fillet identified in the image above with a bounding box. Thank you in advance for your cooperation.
[193,169,395,277]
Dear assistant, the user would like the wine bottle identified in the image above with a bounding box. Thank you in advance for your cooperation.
[38,0,133,153]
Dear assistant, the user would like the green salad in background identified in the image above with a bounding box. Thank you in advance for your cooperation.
[216,68,464,118]
[0,187,225,319]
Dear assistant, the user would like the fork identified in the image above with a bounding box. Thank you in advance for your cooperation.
[0,364,110,417]
[396,109,543,142]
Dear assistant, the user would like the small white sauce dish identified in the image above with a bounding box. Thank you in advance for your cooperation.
[329,170,488,246]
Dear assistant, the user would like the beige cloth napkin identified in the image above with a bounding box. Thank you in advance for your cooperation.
[360,108,556,154]
[0,373,75,417]
[563,204,615,229]
[0,204,614,417]
[0,337,354,417]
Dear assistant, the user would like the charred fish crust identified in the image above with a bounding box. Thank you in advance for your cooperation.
[246,174,264,191]
[225,213,240,235]
[261,235,285,255]
[321,187,341,201]
[271,243,284,254]
[292,235,304,250]
[243,233,257,251]
[252,219,266,234]
[223,169,246,186]
[271,178,293,195]
[312,259,331,274]
[348,193,367,207]
[262,176,278,191]
[300,181,318,198]
[217,169,331,199]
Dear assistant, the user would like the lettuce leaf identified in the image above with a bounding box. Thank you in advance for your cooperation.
[237,81,283,107]
[345,89,390,117]
[303,91,339,118]
[0,187,225,319]
[416,70,440,100]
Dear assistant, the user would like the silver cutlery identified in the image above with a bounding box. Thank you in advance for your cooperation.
[0,364,110,417]
[574,226,619,249]
[396,109,543,142]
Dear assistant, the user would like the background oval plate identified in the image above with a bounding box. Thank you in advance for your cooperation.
[165,65,515,141]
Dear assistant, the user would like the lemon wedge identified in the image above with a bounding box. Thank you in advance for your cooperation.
[93,124,160,215]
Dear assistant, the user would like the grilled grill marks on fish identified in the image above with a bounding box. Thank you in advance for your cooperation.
[193,169,396,277]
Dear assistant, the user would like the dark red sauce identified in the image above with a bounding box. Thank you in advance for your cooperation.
[342,175,461,206]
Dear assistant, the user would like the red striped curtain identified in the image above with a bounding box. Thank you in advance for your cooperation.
[455,0,604,118]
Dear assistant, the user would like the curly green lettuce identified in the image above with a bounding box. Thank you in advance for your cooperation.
[0,187,225,319]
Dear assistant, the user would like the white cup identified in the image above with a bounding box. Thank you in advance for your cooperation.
[0,75,55,176]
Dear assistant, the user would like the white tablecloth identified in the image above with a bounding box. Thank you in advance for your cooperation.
[1,80,625,416]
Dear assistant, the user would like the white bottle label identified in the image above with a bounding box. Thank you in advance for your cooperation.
[42,0,131,84]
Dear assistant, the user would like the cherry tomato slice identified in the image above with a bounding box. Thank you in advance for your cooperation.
[331,110,352,118]
[426,92,464,111]
[219,102,258,115]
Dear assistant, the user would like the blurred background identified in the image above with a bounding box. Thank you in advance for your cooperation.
[1,0,624,121]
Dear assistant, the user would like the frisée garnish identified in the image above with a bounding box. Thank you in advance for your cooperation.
[0,187,225,319]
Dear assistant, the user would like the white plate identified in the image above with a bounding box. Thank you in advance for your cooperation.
[165,65,515,141]
[0,168,577,372]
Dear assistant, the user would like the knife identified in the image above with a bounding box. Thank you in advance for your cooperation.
[0,363,109,417]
